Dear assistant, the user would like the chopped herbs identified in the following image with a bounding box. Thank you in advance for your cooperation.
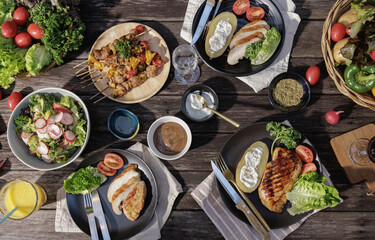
[116,40,132,59]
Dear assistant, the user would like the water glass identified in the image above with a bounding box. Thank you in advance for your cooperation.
[172,44,200,85]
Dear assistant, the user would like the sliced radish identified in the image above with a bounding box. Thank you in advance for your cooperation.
[36,142,49,155]
[60,112,74,126]
[21,131,33,144]
[53,103,72,113]
[47,124,63,140]
[59,139,69,148]
[35,118,47,129]
[64,130,77,143]
[48,112,63,124]
[41,154,53,164]
[37,124,48,134]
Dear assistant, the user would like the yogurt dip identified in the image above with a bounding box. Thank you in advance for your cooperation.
[208,19,232,54]
[240,147,264,188]
[185,90,215,120]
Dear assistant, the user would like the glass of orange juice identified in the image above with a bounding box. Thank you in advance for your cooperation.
[0,180,47,219]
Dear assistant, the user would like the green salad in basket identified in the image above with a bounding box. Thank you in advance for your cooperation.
[14,93,87,164]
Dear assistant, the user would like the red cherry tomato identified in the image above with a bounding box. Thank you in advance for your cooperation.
[305,66,321,86]
[97,161,117,176]
[53,103,72,113]
[152,53,164,68]
[139,41,149,51]
[125,68,138,79]
[1,21,18,38]
[135,25,145,34]
[13,7,30,26]
[139,52,146,64]
[246,7,265,21]
[370,49,375,62]
[331,23,346,42]
[232,0,250,15]
[14,32,32,48]
[7,92,23,111]
[296,145,314,163]
[301,163,317,175]
[27,23,44,39]
[104,153,124,170]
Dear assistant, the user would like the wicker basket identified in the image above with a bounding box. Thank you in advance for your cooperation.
[322,0,375,111]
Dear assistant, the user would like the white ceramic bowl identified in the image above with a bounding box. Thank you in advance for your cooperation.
[147,116,192,160]
[7,88,91,171]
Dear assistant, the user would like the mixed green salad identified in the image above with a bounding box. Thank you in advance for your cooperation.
[64,166,107,195]
[14,93,87,163]
[0,0,85,89]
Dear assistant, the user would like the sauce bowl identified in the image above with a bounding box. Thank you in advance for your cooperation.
[108,109,140,140]
[147,116,192,160]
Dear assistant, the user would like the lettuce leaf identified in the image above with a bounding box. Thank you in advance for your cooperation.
[59,95,75,109]
[286,172,341,216]
[25,43,53,76]
[72,119,87,147]
[64,166,107,195]
[0,48,27,89]
[244,40,264,64]
[252,27,281,65]
[0,0,15,25]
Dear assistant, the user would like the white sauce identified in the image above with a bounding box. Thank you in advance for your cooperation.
[209,19,232,54]
[240,147,264,188]
[185,91,215,120]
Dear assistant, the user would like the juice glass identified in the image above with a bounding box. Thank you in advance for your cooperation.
[0,180,47,219]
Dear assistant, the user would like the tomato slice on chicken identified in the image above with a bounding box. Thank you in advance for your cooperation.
[295,145,314,163]
[97,161,117,176]
[104,153,124,170]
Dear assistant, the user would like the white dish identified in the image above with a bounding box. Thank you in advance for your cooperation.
[7,88,91,171]
[147,116,192,160]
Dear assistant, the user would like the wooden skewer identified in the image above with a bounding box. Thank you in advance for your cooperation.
[80,72,105,82]
[90,86,110,100]
[82,77,106,89]
[80,72,91,80]
[94,93,112,104]
[76,68,96,77]
[73,60,88,69]
[75,64,90,74]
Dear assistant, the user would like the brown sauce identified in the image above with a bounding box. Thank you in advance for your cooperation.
[153,122,187,155]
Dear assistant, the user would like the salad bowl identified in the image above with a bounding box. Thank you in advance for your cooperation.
[7,88,91,171]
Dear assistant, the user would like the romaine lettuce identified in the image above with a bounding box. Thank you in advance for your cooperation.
[25,43,53,76]
[286,172,341,216]
[252,27,281,65]
[64,166,107,195]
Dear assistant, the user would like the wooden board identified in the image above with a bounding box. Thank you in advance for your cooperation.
[330,124,375,190]
[89,22,171,104]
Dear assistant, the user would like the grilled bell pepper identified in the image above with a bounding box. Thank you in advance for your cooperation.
[344,64,375,93]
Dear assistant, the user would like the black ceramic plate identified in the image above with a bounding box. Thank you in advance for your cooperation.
[192,0,285,76]
[67,149,158,239]
[217,122,322,229]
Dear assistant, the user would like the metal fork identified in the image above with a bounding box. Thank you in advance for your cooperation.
[83,194,99,240]
[215,154,271,232]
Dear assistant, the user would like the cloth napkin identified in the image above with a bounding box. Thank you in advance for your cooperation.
[181,0,301,93]
[55,142,183,240]
[191,120,341,240]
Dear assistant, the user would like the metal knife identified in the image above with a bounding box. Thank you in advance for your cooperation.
[92,189,111,240]
[212,0,223,18]
[191,0,215,46]
[211,161,270,240]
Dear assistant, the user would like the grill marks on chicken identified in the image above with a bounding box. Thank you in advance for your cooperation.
[258,147,302,213]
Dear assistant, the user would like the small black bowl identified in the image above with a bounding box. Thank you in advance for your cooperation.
[181,84,219,122]
[268,72,311,113]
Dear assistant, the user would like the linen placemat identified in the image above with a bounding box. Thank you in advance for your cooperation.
[181,0,301,93]
[55,142,183,240]
[191,120,341,239]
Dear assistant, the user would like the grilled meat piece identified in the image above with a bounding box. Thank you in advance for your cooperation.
[146,65,157,78]
[114,74,126,84]
[258,147,302,213]
[129,76,142,88]
[93,45,112,60]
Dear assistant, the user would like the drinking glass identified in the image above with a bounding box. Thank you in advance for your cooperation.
[348,137,375,166]
[172,44,200,85]
[0,180,47,220]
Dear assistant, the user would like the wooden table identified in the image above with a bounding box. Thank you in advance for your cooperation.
[1,0,374,239]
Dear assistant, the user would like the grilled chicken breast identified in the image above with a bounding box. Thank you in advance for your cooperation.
[258,147,302,213]
[123,181,147,221]
[227,20,269,65]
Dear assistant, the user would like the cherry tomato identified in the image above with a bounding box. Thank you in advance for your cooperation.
[246,7,265,21]
[301,163,317,175]
[331,23,346,42]
[126,68,138,79]
[305,65,320,86]
[152,53,164,68]
[1,21,18,38]
[97,161,117,176]
[370,49,375,62]
[27,23,44,39]
[232,0,250,15]
[53,103,72,113]
[296,145,314,163]
[14,32,32,48]
[104,153,124,170]
[13,7,30,26]
[135,25,145,34]
[139,52,146,64]
[139,41,149,51]
[7,92,23,111]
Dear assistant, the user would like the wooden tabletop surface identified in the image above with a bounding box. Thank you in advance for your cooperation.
[1,0,375,239]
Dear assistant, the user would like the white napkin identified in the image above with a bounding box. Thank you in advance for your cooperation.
[181,0,301,92]
[55,142,183,240]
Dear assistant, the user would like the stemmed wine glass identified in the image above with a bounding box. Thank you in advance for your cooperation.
[349,137,375,166]
[172,44,200,85]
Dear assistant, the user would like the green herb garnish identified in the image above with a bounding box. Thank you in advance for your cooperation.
[64,166,107,195]
[116,40,132,59]
[266,121,302,153]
